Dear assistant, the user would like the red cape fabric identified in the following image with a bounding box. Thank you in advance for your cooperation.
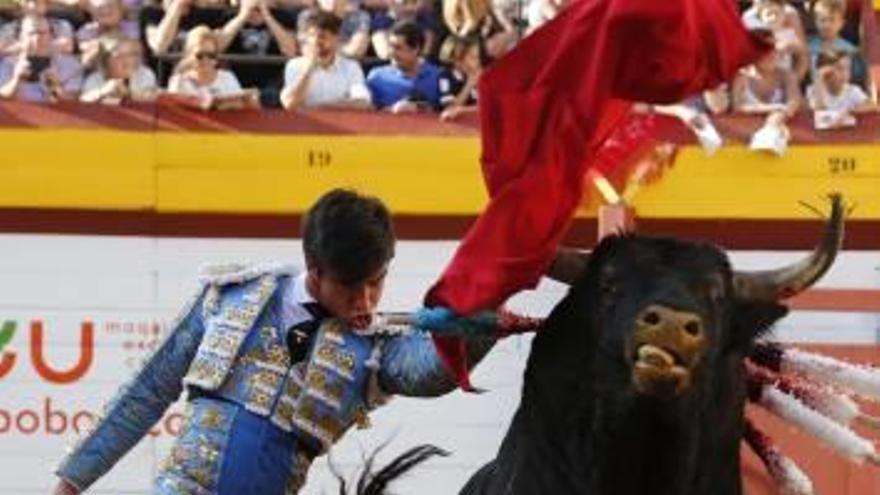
[425,0,769,389]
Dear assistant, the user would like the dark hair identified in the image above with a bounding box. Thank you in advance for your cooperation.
[390,20,424,51]
[305,10,343,34]
[303,189,395,284]
[816,47,846,68]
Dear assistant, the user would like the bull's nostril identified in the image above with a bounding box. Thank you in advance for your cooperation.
[684,321,701,337]
[642,311,661,326]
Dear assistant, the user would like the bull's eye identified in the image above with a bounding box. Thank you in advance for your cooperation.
[641,311,661,326]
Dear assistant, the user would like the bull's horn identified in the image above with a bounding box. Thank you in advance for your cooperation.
[733,193,845,301]
[547,247,591,285]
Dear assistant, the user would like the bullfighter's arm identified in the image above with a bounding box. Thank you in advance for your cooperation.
[55,285,208,492]
[377,327,496,398]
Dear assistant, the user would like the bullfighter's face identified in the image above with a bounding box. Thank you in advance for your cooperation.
[308,264,387,329]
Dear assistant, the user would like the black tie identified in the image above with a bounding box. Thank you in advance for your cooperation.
[286,303,329,364]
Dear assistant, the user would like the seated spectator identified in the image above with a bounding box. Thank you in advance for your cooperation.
[0,14,81,101]
[143,0,232,56]
[742,0,807,81]
[296,0,369,59]
[167,25,259,108]
[742,0,806,39]
[280,10,369,110]
[442,0,516,60]
[807,0,865,85]
[733,47,802,155]
[732,48,802,116]
[0,0,74,55]
[80,37,157,103]
[366,19,442,112]
[437,35,479,120]
[807,49,873,116]
[77,0,139,68]
[371,0,442,60]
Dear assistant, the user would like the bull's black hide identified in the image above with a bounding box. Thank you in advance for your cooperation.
[460,194,843,495]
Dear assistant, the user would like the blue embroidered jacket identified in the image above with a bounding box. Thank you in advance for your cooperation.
[56,263,496,494]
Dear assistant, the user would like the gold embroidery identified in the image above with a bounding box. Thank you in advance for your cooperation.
[248,387,273,412]
[199,408,223,430]
[266,345,290,369]
[314,344,357,380]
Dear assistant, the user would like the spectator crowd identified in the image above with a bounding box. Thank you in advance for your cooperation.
[0,0,874,125]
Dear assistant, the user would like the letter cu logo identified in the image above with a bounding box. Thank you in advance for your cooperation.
[0,320,94,384]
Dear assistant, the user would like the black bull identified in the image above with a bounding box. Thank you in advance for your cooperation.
[456,196,844,495]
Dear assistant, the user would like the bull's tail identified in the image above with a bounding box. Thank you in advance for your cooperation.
[335,444,450,495]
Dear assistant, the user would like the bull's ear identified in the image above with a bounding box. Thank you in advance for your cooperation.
[727,300,789,352]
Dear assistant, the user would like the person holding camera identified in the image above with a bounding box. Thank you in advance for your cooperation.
[0,15,82,102]
[80,37,157,104]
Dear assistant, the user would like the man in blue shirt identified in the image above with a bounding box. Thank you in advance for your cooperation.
[367,20,443,112]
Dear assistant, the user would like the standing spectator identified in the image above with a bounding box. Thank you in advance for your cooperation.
[808,0,865,85]
[0,0,74,55]
[0,14,81,101]
[371,0,442,60]
[143,0,231,56]
[217,0,297,57]
[280,10,369,110]
[77,0,139,68]
[806,49,873,114]
[296,0,369,59]
[80,37,157,103]
[742,0,807,81]
[366,19,442,112]
[442,0,516,60]
[437,34,479,120]
[215,0,299,101]
[167,25,258,108]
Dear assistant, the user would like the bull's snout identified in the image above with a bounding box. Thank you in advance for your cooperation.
[631,305,706,398]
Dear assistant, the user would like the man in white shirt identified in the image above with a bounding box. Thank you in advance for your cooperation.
[280,10,371,110]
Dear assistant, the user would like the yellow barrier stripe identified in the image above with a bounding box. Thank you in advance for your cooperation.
[0,130,155,209]
[154,133,487,214]
[631,146,880,219]
[0,129,877,219]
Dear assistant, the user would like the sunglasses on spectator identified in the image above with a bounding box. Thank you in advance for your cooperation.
[195,51,219,60]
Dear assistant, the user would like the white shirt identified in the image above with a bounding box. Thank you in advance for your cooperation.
[283,54,370,107]
[806,83,868,112]
[168,69,243,98]
[279,271,320,331]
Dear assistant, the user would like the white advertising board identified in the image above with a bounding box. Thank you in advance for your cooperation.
[0,234,875,494]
